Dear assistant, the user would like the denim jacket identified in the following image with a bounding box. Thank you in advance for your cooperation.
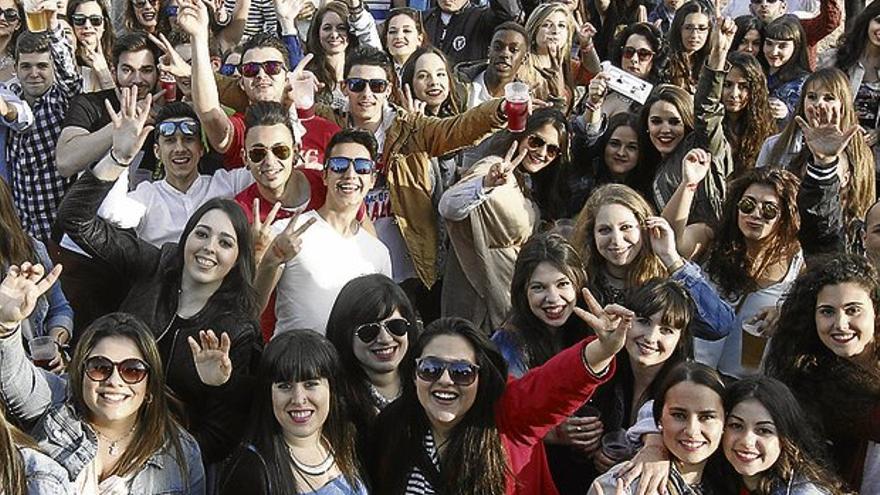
[0,327,206,494]
[20,447,72,495]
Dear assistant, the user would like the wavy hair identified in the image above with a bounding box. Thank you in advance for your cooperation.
[380,7,427,65]
[724,52,775,177]
[732,14,764,55]
[609,22,667,84]
[703,168,801,299]
[0,179,35,267]
[0,403,37,495]
[663,0,715,92]
[523,3,575,93]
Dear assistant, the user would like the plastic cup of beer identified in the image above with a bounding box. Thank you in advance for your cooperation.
[24,0,50,33]
[160,73,177,102]
[29,336,57,369]
[503,81,530,133]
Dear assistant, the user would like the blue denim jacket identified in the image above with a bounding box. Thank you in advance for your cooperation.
[20,447,72,495]
[0,328,206,494]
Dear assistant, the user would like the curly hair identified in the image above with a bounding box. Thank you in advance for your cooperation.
[571,184,666,295]
[663,0,714,93]
[703,168,801,299]
[724,52,776,177]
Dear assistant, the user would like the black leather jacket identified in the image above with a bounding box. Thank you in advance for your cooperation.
[423,0,521,67]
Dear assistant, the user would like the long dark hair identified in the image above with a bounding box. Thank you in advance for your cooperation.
[67,0,115,68]
[722,377,847,495]
[168,198,258,321]
[400,46,464,117]
[241,330,363,492]
[505,233,588,369]
[833,0,880,73]
[724,52,775,177]
[586,0,641,60]
[703,168,801,300]
[325,274,420,424]
[732,15,764,54]
[653,360,725,422]
[0,179,36,267]
[637,84,695,172]
[373,318,510,494]
[664,0,714,92]
[306,1,358,96]
[762,15,810,84]
[595,112,648,193]
[69,313,188,479]
[610,22,667,84]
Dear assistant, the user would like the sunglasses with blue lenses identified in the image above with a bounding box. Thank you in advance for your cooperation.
[415,357,480,386]
[344,78,389,93]
[326,157,375,174]
[219,63,237,76]
[157,120,200,138]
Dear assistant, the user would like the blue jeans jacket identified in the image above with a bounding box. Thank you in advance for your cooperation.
[0,327,205,494]
[21,447,72,495]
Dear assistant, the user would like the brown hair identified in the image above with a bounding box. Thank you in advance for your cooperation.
[724,52,776,177]
[0,179,36,267]
[0,404,37,495]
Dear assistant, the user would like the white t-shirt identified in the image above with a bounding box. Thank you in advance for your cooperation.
[272,210,393,336]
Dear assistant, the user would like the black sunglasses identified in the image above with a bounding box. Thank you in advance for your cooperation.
[84,356,150,384]
[526,134,561,159]
[157,120,199,138]
[0,8,18,21]
[737,197,779,220]
[345,78,389,93]
[132,0,156,7]
[70,13,104,27]
[247,144,292,163]
[239,60,285,78]
[622,46,654,62]
[326,156,375,174]
[355,318,411,343]
[416,357,480,386]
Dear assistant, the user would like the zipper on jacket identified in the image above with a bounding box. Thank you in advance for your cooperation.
[156,317,179,377]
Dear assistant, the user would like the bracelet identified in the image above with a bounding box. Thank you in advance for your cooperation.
[667,257,686,273]
[685,182,699,191]
[583,99,600,113]
[109,149,132,167]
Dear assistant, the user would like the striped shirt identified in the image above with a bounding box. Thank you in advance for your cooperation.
[225,0,278,42]
[404,431,439,494]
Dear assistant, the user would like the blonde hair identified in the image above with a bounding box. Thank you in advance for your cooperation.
[571,184,666,288]
[521,3,574,97]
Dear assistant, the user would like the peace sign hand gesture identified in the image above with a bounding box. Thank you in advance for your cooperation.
[252,198,282,264]
[188,329,233,386]
[0,263,63,333]
[795,105,860,165]
[262,211,317,266]
[149,32,191,80]
[483,141,528,188]
[106,87,154,164]
[403,84,426,115]
[574,287,633,364]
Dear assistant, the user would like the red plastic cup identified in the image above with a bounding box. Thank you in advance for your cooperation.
[160,75,177,102]
[504,81,530,133]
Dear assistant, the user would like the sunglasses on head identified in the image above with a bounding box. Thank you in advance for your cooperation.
[345,78,389,93]
[157,120,199,138]
[84,356,150,384]
[416,357,480,386]
[355,318,411,343]
[247,144,293,163]
[0,8,18,21]
[219,63,238,76]
[239,60,285,78]
[622,46,654,62]
[526,134,561,159]
[737,196,779,220]
[326,156,375,174]
[70,13,104,27]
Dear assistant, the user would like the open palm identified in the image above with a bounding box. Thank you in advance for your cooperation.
[188,329,233,386]
[0,264,63,331]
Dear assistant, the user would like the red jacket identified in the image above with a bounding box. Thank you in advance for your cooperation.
[496,338,615,495]
[802,0,842,70]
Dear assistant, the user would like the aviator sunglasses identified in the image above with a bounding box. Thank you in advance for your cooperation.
[84,356,150,384]
[621,46,654,62]
[355,318,411,343]
[70,14,104,27]
[239,60,285,78]
[247,144,293,163]
[737,196,780,220]
[415,357,480,386]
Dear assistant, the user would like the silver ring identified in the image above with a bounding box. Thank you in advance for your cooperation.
[575,426,583,433]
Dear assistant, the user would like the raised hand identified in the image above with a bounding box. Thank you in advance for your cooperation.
[795,104,859,164]
[681,147,710,188]
[768,98,788,120]
[176,0,210,39]
[149,32,192,79]
[645,216,681,269]
[252,198,282,264]
[584,72,608,113]
[574,287,633,359]
[0,263,63,332]
[105,86,154,164]
[712,16,736,56]
[537,47,567,97]
[281,54,315,109]
[576,21,597,48]
[188,329,233,386]
[275,0,307,23]
[483,141,528,188]
[263,211,317,266]
[403,84,426,115]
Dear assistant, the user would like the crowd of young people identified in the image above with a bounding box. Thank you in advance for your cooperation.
[0,0,879,492]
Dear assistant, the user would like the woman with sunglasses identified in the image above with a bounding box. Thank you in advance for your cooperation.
[216,330,368,495]
[662,1,714,94]
[122,0,159,33]
[368,287,633,494]
[325,274,420,434]
[757,68,875,258]
[663,150,802,379]
[0,264,205,493]
[58,91,261,464]
[0,0,23,82]
[439,108,569,333]
[765,254,880,492]
[67,0,115,92]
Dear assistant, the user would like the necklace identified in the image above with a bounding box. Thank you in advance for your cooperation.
[288,440,336,477]
[367,381,400,410]
[93,423,138,457]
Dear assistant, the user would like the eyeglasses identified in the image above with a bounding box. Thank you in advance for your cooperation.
[70,13,104,27]
[355,318,411,343]
[239,60,286,78]
[682,24,710,33]
[622,46,654,62]
[415,357,480,386]
[737,197,780,220]
[526,134,561,159]
[219,63,238,76]
[0,8,18,21]
[84,356,150,384]
[157,120,199,137]
[750,0,780,4]
[326,156,376,174]
[345,78,389,93]
[247,144,293,163]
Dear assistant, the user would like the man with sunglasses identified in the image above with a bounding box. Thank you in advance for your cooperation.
[6,3,81,242]
[256,129,392,336]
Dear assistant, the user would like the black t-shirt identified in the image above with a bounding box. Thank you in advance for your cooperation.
[62,89,159,175]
